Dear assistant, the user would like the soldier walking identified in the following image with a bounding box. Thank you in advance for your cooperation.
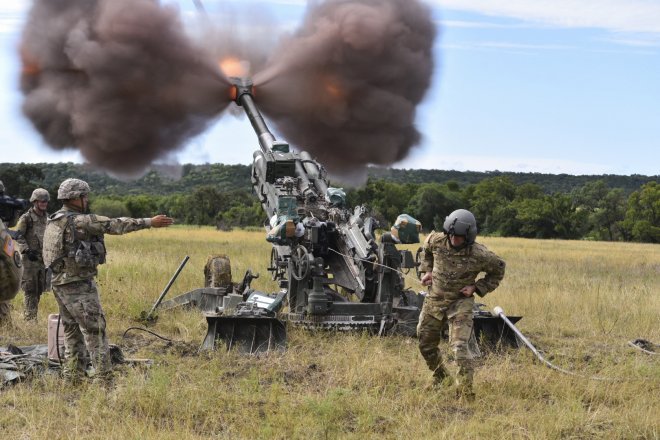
[43,178,173,382]
[417,209,506,401]
[15,188,50,320]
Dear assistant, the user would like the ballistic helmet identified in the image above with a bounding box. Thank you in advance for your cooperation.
[57,178,90,200]
[30,188,50,203]
[443,209,478,244]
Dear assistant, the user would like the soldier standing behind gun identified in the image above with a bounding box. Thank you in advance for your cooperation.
[43,178,173,382]
[417,209,505,401]
[15,188,50,320]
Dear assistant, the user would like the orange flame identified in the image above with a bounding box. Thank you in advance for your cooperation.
[219,57,249,78]
[20,48,40,76]
[323,76,345,100]
[325,82,342,98]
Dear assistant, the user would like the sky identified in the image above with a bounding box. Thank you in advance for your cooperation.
[0,0,659,177]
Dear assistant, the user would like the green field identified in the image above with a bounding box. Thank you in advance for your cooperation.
[2,227,659,439]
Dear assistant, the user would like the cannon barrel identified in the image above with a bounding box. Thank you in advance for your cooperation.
[230,77,275,154]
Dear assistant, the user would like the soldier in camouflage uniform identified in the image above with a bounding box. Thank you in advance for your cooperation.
[1,180,22,325]
[15,188,50,320]
[1,217,23,326]
[417,209,505,401]
[43,178,173,381]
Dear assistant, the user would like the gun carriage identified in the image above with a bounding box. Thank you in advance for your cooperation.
[228,77,420,335]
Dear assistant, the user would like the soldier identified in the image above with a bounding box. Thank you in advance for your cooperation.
[15,188,50,320]
[417,209,505,401]
[43,178,173,382]
[1,217,23,326]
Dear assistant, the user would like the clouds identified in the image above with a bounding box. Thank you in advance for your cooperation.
[435,0,660,34]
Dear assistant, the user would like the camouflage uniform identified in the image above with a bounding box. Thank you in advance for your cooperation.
[1,218,23,326]
[15,207,49,320]
[417,231,505,396]
[43,205,152,378]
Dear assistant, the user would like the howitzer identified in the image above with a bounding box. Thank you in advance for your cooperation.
[0,194,28,229]
[224,77,420,334]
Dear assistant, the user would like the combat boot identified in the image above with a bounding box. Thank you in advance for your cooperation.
[455,366,475,402]
[425,364,453,390]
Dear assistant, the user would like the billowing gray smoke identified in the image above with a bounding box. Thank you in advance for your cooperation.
[254,0,436,178]
[20,0,436,177]
[20,0,230,175]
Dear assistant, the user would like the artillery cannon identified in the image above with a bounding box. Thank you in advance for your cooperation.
[209,77,421,337]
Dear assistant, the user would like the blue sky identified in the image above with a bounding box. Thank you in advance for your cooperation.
[1,0,659,176]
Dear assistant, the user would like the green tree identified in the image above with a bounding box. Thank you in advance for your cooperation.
[466,176,516,234]
[405,183,464,231]
[124,195,161,218]
[90,197,131,218]
[621,182,660,243]
[347,179,416,227]
[0,163,45,198]
[573,180,627,241]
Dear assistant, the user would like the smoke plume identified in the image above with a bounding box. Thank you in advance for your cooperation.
[20,0,230,175]
[19,0,436,178]
[254,0,436,178]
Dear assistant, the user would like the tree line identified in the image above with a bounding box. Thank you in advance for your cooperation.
[1,163,657,243]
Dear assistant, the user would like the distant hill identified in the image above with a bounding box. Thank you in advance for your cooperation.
[367,168,657,195]
[1,162,657,196]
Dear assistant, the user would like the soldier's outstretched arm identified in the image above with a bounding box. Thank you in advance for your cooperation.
[80,214,173,235]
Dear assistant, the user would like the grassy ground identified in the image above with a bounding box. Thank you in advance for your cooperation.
[1,226,658,439]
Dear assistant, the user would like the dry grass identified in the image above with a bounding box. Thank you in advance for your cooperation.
[1,227,659,439]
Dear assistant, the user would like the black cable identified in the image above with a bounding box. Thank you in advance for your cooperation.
[56,314,63,367]
[121,327,174,343]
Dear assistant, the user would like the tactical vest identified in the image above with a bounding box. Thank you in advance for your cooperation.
[18,208,47,256]
[43,211,107,275]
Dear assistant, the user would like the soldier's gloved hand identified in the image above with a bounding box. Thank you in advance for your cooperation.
[151,215,174,228]
[26,249,39,261]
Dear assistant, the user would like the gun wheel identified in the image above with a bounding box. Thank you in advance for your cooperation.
[290,245,311,281]
[269,247,286,281]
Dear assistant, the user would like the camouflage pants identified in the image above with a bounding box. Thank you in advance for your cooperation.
[52,279,110,378]
[417,295,475,389]
[21,261,47,320]
[0,300,11,326]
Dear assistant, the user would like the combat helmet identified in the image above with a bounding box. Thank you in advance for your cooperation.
[57,178,90,200]
[443,209,478,244]
[30,188,50,202]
